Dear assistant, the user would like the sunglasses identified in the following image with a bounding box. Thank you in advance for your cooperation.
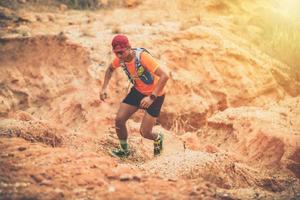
[114,50,125,54]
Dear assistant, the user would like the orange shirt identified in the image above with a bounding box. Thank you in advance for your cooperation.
[112,51,164,96]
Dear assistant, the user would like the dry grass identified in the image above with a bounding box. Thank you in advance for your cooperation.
[260,19,300,80]
[81,28,96,37]
[61,0,101,9]
[0,0,125,10]
[168,0,300,80]
[0,119,64,147]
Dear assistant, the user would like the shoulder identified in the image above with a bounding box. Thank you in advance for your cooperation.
[140,49,159,71]
[112,56,121,68]
[140,50,153,61]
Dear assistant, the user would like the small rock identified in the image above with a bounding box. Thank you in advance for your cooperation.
[133,174,142,181]
[90,164,98,169]
[1,153,14,158]
[15,182,30,187]
[59,4,68,12]
[189,191,198,196]
[119,174,132,181]
[40,179,52,186]
[54,188,63,193]
[87,186,94,190]
[35,15,42,22]
[73,187,86,194]
[108,185,115,193]
[105,170,118,179]
[30,174,43,183]
[58,32,67,40]
[124,0,140,7]
[168,178,177,182]
[48,15,55,22]
[18,147,26,151]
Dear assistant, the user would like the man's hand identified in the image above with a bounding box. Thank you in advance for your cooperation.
[140,96,154,109]
[100,88,108,101]
[100,64,115,101]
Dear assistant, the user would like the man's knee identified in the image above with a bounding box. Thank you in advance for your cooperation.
[115,116,127,127]
[140,127,150,138]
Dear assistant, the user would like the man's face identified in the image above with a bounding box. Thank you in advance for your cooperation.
[114,47,130,61]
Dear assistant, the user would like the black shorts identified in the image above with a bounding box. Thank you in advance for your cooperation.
[122,87,165,117]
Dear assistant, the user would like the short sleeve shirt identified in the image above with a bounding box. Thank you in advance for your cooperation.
[112,51,164,96]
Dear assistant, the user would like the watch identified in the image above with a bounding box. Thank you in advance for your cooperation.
[149,94,157,100]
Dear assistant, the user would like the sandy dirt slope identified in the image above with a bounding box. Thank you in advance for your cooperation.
[1,0,300,199]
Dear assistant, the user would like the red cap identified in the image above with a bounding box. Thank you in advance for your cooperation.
[111,34,130,52]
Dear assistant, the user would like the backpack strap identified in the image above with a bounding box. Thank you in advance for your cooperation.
[120,60,135,85]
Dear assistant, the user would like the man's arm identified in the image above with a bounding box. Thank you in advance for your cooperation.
[100,64,115,100]
[151,67,169,96]
[140,66,169,109]
[139,52,169,96]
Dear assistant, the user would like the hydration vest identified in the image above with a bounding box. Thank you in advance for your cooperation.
[121,48,154,85]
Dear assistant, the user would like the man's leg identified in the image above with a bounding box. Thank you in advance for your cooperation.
[140,112,157,140]
[110,103,138,157]
[115,102,138,140]
[140,112,164,156]
[111,103,138,157]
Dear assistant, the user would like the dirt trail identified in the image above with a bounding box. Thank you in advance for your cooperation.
[1,0,300,199]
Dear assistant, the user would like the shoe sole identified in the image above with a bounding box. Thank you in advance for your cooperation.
[109,150,129,158]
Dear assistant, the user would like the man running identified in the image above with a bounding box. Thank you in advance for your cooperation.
[100,34,169,157]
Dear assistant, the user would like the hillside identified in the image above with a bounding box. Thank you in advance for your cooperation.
[0,0,300,199]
